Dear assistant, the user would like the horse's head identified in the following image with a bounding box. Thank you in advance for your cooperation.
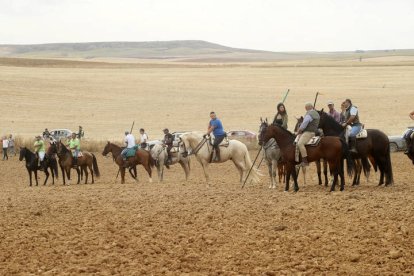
[102,141,111,156]
[294,116,304,133]
[19,147,26,161]
[178,135,190,157]
[48,142,57,155]
[404,131,414,164]
[258,118,270,146]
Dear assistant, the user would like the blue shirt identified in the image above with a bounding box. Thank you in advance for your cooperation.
[299,114,313,131]
[210,118,226,136]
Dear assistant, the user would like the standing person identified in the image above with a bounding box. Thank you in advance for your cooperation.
[327,101,341,123]
[139,128,149,149]
[2,136,9,160]
[33,135,45,167]
[121,131,136,167]
[43,128,50,139]
[8,134,15,156]
[342,99,362,153]
[339,101,347,124]
[206,111,226,162]
[68,132,81,166]
[296,103,320,167]
[78,126,84,139]
[163,129,174,164]
[272,103,288,129]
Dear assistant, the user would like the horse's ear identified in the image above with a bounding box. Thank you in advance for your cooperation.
[265,118,268,123]
[260,117,263,123]
[107,141,110,144]
[321,108,324,113]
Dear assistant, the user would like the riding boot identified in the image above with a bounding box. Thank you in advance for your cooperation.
[299,156,309,167]
[39,160,45,171]
[73,157,78,167]
[349,137,357,153]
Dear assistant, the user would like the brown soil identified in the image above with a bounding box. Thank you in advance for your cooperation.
[1,151,413,275]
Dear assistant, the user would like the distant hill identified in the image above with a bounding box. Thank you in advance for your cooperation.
[0,40,413,62]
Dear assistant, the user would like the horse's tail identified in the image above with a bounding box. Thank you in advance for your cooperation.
[92,154,100,178]
[361,157,371,179]
[385,144,394,184]
[244,149,261,184]
[340,139,354,177]
[149,153,155,168]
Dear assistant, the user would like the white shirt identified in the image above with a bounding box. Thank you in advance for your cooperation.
[349,106,358,116]
[124,134,136,148]
[2,139,9,148]
[140,133,148,143]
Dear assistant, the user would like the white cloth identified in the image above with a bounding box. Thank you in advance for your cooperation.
[140,133,148,143]
[124,134,136,148]
[2,139,9,148]
[38,151,45,161]
[349,106,358,116]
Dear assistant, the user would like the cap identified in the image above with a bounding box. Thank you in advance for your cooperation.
[327,101,334,105]
[35,135,41,138]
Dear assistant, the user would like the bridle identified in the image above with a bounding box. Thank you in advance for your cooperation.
[178,136,209,157]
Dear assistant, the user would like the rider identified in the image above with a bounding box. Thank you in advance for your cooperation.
[78,125,84,139]
[206,111,226,162]
[140,128,149,149]
[342,99,361,153]
[272,103,288,129]
[297,103,320,167]
[43,128,50,139]
[163,128,174,164]
[122,131,136,167]
[68,132,81,166]
[34,135,46,168]
[327,101,341,123]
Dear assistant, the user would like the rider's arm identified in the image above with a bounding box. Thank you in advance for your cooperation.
[207,122,215,135]
[298,115,312,133]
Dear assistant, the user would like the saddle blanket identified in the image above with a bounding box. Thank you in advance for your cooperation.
[346,126,367,140]
[125,145,140,158]
[306,136,321,146]
[71,150,83,157]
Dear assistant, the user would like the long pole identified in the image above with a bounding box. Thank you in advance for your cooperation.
[242,146,263,188]
[313,91,319,108]
[116,121,135,180]
[281,89,290,104]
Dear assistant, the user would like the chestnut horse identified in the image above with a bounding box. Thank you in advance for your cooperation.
[317,110,393,186]
[55,141,100,184]
[258,121,354,192]
[102,142,154,184]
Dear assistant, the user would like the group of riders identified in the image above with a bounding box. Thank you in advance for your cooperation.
[120,111,226,167]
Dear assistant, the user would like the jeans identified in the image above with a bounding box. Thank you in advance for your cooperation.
[349,124,362,137]
[213,135,225,149]
[2,148,8,160]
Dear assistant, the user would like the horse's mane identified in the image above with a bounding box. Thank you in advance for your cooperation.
[270,123,295,138]
[319,111,343,132]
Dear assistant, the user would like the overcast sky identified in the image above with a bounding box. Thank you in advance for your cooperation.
[1,0,413,51]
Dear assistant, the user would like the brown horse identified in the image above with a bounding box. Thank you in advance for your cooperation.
[102,142,154,184]
[404,130,414,164]
[258,121,354,192]
[55,141,100,184]
[317,110,393,186]
[101,142,138,181]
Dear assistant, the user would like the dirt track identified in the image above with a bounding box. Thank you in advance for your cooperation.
[1,151,413,275]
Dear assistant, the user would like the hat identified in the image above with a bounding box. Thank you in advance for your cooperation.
[163,128,169,132]
[327,101,334,105]
[125,131,129,135]
[35,135,41,139]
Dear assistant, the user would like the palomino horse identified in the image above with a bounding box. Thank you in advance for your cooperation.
[55,141,100,184]
[102,142,154,184]
[258,121,354,192]
[19,147,59,186]
[178,132,260,185]
[317,110,393,186]
[150,144,190,182]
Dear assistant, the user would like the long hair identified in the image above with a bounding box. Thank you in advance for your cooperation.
[276,103,287,116]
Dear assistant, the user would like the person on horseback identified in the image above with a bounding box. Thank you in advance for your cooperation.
[327,101,341,123]
[342,98,361,153]
[121,131,136,167]
[163,128,174,164]
[297,103,320,167]
[34,135,45,168]
[140,128,148,149]
[206,111,226,162]
[68,132,81,166]
[272,103,288,129]
[43,128,50,139]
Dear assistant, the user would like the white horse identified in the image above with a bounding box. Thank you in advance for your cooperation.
[150,144,190,182]
[262,138,281,189]
[179,132,260,184]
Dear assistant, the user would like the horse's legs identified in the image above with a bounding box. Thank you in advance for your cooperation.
[50,164,55,185]
[329,162,339,192]
[179,160,190,181]
[60,165,66,185]
[339,164,345,191]
[266,160,273,188]
[291,163,299,192]
[84,166,89,184]
[271,159,278,188]
[76,167,81,184]
[201,162,210,184]
[28,169,32,187]
[120,167,126,184]
[34,170,39,186]
[316,159,322,185]
[323,159,329,186]
[89,164,94,184]
[156,164,162,182]
[43,169,49,186]
[143,164,153,183]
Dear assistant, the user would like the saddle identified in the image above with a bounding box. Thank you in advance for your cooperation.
[71,150,84,157]
[305,136,321,147]
[209,137,230,147]
[125,145,140,158]
[346,125,367,140]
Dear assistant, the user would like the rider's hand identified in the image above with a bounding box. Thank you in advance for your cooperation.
[341,123,347,128]
[203,134,208,138]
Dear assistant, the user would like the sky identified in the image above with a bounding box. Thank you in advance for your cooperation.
[0,0,413,52]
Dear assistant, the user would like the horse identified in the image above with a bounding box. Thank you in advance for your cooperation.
[102,142,154,184]
[294,116,329,186]
[317,110,393,186]
[258,121,354,192]
[150,143,190,182]
[404,130,414,164]
[101,143,138,181]
[261,137,281,189]
[178,132,260,185]
[19,147,58,186]
[55,141,100,184]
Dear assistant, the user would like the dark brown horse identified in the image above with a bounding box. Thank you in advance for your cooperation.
[101,142,138,181]
[404,130,414,164]
[102,142,154,184]
[317,110,393,186]
[19,147,58,186]
[55,141,100,184]
[258,121,354,192]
